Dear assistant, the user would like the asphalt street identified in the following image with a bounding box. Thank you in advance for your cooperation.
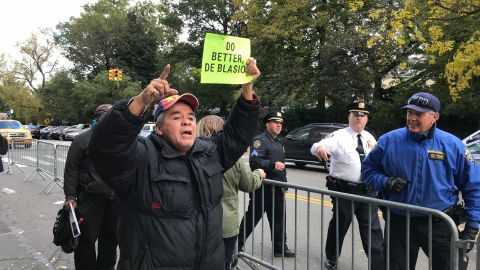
[0,162,74,270]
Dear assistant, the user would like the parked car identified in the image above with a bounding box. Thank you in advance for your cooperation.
[466,139,480,165]
[64,127,91,141]
[463,130,480,145]
[49,126,70,140]
[0,119,33,147]
[139,123,155,138]
[280,123,349,170]
[61,124,91,140]
[39,126,58,139]
[31,125,48,139]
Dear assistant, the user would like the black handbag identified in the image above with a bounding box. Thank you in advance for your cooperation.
[52,207,78,253]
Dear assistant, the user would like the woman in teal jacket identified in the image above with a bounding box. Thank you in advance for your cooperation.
[197,115,265,270]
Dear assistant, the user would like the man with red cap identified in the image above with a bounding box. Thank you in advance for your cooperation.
[89,58,260,269]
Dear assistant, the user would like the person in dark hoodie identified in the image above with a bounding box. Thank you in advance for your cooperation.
[0,135,7,172]
[89,58,260,270]
[63,104,117,270]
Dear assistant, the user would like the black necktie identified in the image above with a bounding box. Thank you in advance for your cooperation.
[356,134,365,161]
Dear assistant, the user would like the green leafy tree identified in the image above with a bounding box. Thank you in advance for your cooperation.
[55,0,180,82]
[70,72,140,123]
[39,70,78,124]
[173,0,246,116]
[13,29,59,91]
[0,73,41,124]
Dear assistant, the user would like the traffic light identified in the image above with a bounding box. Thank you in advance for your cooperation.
[108,68,123,81]
[108,69,115,81]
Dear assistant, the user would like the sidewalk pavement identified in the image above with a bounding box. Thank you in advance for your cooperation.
[0,164,74,270]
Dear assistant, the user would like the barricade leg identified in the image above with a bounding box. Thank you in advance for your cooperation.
[39,174,58,194]
[45,177,63,195]
[24,168,49,183]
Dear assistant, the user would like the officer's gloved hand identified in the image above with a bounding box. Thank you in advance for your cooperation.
[386,177,410,193]
[460,226,479,253]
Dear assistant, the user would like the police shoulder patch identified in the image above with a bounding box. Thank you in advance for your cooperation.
[252,139,262,149]
[465,148,474,165]
[367,140,375,149]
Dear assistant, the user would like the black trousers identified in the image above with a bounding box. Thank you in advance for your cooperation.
[223,236,237,270]
[74,192,118,270]
[326,185,384,270]
[388,213,452,270]
[238,185,286,251]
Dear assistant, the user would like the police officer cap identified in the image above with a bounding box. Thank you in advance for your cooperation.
[263,111,283,124]
[348,101,370,116]
[402,92,440,112]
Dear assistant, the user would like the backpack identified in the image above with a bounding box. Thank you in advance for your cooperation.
[52,207,78,253]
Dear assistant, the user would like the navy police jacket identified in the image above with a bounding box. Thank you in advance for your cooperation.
[250,131,287,182]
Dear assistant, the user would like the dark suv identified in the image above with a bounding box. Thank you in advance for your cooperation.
[280,123,348,170]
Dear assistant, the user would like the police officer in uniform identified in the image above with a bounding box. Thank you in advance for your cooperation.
[238,111,295,257]
[311,102,384,270]
[362,92,480,270]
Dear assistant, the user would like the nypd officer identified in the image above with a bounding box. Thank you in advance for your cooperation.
[311,101,384,270]
[238,111,295,257]
[362,92,480,270]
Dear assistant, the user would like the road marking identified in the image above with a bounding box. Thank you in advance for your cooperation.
[285,192,332,207]
[285,192,384,216]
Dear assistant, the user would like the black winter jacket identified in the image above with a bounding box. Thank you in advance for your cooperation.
[0,135,7,172]
[63,129,115,200]
[89,96,259,270]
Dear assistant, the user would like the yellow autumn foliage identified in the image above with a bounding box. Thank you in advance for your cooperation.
[445,31,480,95]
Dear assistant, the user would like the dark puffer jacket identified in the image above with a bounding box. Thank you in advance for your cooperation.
[0,135,7,172]
[63,129,115,200]
[89,97,259,270]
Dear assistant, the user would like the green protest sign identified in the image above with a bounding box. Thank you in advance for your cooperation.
[201,33,251,84]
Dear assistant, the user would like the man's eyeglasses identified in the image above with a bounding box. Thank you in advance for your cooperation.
[408,96,433,110]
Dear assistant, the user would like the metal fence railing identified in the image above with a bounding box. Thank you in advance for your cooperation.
[2,140,478,269]
[6,139,66,194]
[237,180,478,270]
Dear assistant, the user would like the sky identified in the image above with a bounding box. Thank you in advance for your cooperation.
[0,0,96,62]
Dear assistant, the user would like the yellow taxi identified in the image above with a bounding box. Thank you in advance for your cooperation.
[0,119,33,148]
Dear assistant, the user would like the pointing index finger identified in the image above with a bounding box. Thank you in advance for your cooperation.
[159,64,170,80]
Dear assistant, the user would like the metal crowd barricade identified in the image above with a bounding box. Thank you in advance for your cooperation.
[20,140,53,184]
[50,144,69,193]
[236,179,477,270]
[34,141,61,194]
[6,139,69,195]
[7,139,57,194]
[5,138,37,174]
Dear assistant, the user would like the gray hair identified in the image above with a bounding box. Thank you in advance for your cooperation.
[155,111,165,126]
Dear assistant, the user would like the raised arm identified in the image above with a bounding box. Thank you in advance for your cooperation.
[89,65,175,194]
[213,58,261,171]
